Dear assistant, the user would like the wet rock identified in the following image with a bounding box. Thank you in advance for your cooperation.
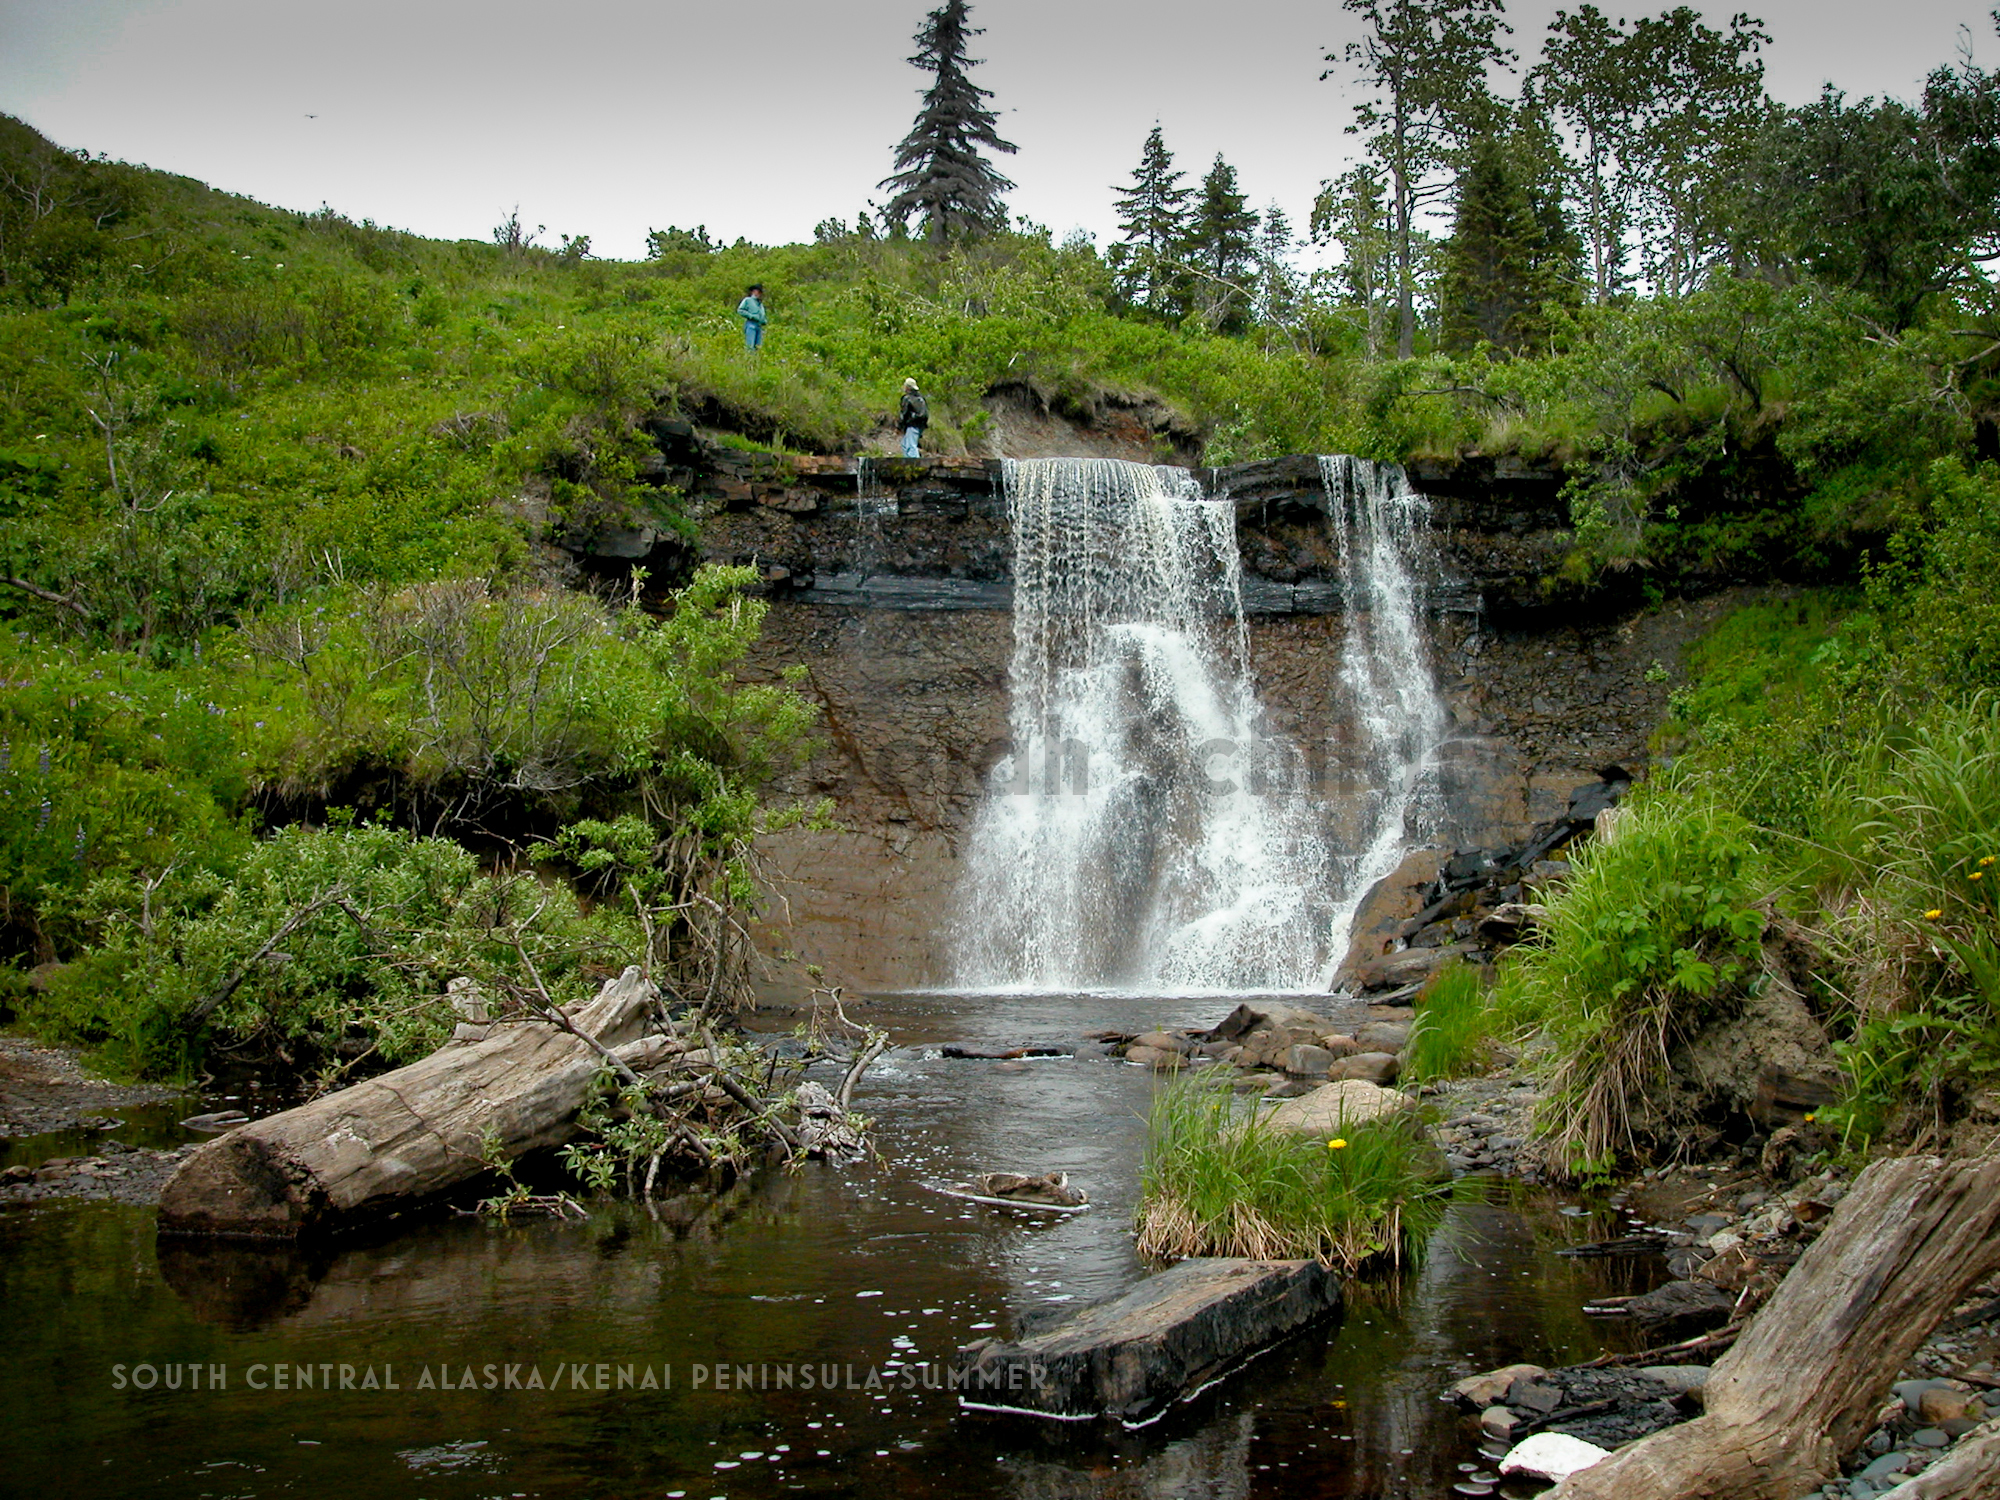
[1334,847,1449,976]
[1318,1032,1364,1057]
[1124,1044,1184,1071]
[1625,1278,1737,1330]
[1476,903,1546,946]
[1347,943,1480,994]
[1508,1378,1564,1414]
[1452,1363,1548,1409]
[1328,1051,1400,1085]
[950,1257,1339,1423]
[1131,1031,1192,1056]
[1481,1406,1521,1441]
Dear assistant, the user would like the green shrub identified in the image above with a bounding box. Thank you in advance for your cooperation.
[1135,1074,1449,1271]
[30,817,638,1080]
[1497,796,1766,1178]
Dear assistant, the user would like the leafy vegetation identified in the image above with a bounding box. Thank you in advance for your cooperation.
[1403,960,1503,1083]
[1136,1075,1451,1271]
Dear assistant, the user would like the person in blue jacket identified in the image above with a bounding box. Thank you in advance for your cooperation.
[738,285,767,349]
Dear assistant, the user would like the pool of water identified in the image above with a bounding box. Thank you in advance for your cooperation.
[0,992,1664,1498]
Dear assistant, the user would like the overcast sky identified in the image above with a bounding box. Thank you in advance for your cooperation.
[0,0,1991,261]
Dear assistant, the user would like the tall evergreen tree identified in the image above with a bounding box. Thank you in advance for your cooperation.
[1438,126,1580,353]
[1182,155,1260,332]
[1110,125,1191,314]
[879,0,1018,243]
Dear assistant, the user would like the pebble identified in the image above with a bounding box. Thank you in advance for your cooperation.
[1911,1428,1950,1449]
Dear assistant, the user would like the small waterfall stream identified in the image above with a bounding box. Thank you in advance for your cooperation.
[951,454,1450,994]
[1318,455,1451,968]
[951,458,1328,991]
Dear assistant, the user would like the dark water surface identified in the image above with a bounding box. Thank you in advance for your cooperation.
[1,994,1663,1499]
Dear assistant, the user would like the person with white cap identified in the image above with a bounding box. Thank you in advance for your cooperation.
[897,378,928,458]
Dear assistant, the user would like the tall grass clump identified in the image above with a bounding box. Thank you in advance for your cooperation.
[1806,694,2000,1147]
[1135,1074,1449,1271]
[1495,796,1766,1180]
[1404,960,1502,1082]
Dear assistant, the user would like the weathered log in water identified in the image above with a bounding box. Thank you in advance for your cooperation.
[158,967,669,1240]
[1548,1154,2000,1500]
[951,1257,1339,1425]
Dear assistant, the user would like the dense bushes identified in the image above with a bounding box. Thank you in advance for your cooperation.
[1497,460,2000,1172]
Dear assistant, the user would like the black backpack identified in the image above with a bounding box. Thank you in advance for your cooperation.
[902,392,928,427]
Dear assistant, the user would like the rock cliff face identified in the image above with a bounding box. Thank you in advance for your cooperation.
[561,432,1742,994]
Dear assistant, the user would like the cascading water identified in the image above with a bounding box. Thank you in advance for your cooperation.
[1317,455,1451,961]
[951,458,1329,992]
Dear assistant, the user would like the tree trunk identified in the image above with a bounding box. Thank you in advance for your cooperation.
[1550,1154,2000,1500]
[158,967,674,1240]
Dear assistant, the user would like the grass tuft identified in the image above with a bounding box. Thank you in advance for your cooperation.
[1134,1074,1450,1271]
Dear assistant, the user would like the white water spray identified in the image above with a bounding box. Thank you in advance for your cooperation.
[951,459,1328,991]
[1317,455,1450,964]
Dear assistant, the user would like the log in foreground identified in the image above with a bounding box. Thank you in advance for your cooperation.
[1549,1154,2000,1500]
[159,967,666,1240]
[951,1257,1339,1425]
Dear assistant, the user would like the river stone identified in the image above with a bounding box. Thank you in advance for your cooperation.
[1480,1406,1520,1441]
[1262,1080,1410,1138]
[1328,1051,1401,1085]
[1318,1032,1363,1057]
[1499,1432,1612,1481]
[1124,1044,1184,1071]
[1452,1363,1547,1409]
[950,1257,1339,1423]
[1236,1025,1328,1070]
[1285,1044,1335,1077]
[1918,1387,1982,1424]
[1353,1021,1410,1052]
[1131,1031,1191,1055]
[1347,944,1480,994]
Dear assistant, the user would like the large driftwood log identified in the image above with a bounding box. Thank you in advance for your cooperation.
[159,967,668,1240]
[1550,1154,2000,1500]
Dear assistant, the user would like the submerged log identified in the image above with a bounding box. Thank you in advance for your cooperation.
[1549,1154,2000,1500]
[951,1257,1339,1424]
[158,967,667,1240]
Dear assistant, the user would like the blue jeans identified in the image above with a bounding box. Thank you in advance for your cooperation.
[902,427,921,458]
[743,320,763,350]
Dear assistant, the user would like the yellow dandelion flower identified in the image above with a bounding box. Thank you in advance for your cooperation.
[1982,856,1996,867]
[1974,872,1986,882]
[1329,1138,1348,1150]
[1804,1112,1817,1124]
[1925,909,1944,920]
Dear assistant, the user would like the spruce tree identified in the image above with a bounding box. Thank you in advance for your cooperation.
[1111,125,1191,314]
[1182,155,1260,332]
[880,0,1018,243]
[1437,128,1579,354]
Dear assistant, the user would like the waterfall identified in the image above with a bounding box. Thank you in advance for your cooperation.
[1317,455,1450,962]
[951,458,1329,992]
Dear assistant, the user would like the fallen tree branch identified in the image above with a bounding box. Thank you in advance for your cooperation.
[188,884,348,1022]
[1550,1155,2000,1500]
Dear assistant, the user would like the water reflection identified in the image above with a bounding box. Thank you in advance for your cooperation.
[3,992,1662,1498]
